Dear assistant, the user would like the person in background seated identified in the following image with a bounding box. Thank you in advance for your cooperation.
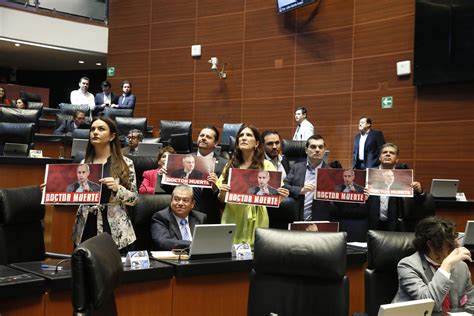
[114,80,136,110]
[293,106,314,141]
[122,129,143,156]
[139,146,176,194]
[53,110,87,135]
[70,77,95,112]
[393,216,474,314]
[15,98,28,109]
[150,185,206,250]
[262,130,290,179]
[94,80,119,116]
[0,87,13,106]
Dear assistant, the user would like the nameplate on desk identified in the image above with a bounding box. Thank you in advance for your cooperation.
[29,149,43,158]
[232,244,252,260]
[125,250,150,268]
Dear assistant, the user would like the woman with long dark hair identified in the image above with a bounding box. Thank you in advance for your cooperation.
[15,97,28,109]
[0,87,12,106]
[216,124,289,246]
[72,117,138,251]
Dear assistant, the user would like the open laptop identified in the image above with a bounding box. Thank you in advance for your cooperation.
[188,224,236,260]
[378,298,434,316]
[3,143,29,157]
[71,138,88,158]
[430,179,459,200]
[137,142,162,157]
[461,220,474,252]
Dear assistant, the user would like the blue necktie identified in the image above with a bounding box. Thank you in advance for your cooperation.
[180,218,191,241]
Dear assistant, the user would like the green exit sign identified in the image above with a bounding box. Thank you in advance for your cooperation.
[381,96,393,109]
[107,67,115,77]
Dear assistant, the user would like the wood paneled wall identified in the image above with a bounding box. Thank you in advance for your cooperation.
[108,0,474,198]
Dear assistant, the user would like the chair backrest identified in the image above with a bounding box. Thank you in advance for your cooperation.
[0,107,41,132]
[221,123,243,148]
[170,132,192,154]
[59,103,90,116]
[20,91,42,102]
[365,230,416,316]
[71,233,122,316]
[399,194,436,232]
[249,229,348,316]
[72,128,90,140]
[159,120,192,144]
[129,194,171,250]
[125,155,158,187]
[0,186,46,264]
[27,102,44,110]
[103,107,134,120]
[282,139,307,167]
[0,122,35,150]
[116,117,147,137]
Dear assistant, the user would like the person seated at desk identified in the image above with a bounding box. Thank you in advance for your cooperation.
[139,146,176,194]
[393,216,474,314]
[151,185,206,250]
[122,129,143,156]
[53,110,87,135]
[15,97,28,109]
[0,87,13,106]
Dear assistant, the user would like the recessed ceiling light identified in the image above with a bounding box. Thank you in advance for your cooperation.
[78,60,85,64]
[96,62,102,66]
[14,43,20,47]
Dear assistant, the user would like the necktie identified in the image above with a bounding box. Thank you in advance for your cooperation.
[180,218,191,241]
[428,262,451,312]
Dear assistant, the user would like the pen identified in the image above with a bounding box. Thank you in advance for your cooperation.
[41,264,63,271]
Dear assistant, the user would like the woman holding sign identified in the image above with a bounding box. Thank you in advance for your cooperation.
[216,124,289,247]
[72,117,138,252]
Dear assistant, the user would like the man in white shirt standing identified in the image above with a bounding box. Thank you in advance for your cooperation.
[292,106,314,141]
[70,77,95,113]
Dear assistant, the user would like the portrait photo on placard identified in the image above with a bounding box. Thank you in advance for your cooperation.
[162,153,214,188]
[315,169,366,203]
[367,168,413,197]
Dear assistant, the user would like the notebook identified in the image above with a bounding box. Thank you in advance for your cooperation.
[188,224,236,260]
[3,143,29,157]
[378,299,434,316]
[71,138,88,158]
[430,179,459,199]
[137,142,162,157]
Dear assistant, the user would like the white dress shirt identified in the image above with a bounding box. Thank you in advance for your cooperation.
[293,119,314,141]
[70,89,95,111]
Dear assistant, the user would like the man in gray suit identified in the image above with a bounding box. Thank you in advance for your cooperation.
[393,216,474,314]
[151,185,206,250]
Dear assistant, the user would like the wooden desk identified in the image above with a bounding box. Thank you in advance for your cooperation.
[435,200,474,231]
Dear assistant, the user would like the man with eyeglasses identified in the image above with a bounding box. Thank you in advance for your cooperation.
[151,185,206,250]
[122,129,143,156]
[284,134,332,221]
[262,130,290,179]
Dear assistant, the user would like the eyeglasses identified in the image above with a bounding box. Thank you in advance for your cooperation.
[128,136,139,140]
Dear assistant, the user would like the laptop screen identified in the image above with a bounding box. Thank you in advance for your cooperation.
[189,224,236,259]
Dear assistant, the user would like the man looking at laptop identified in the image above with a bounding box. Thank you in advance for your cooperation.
[151,185,206,250]
[393,216,474,314]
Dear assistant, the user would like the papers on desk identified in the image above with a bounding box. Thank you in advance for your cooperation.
[150,251,189,260]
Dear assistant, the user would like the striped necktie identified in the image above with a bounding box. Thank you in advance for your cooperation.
[180,218,191,241]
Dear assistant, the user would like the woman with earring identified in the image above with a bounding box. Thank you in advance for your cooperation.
[72,117,138,252]
[216,124,289,247]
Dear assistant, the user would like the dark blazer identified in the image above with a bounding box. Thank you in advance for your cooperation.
[94,92,119,106]
[171,168,203,179]
[117,94,136,109]
[352,129,385,169]
[247,186,278,196]
[283,161,332,221]
[66,180,101,192]
[150,207,207,250]
[195,155,227,224]
[334,183,364,193]
[53,120,76,135]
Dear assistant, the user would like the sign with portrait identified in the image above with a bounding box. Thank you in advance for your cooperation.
[315,169,366,203]
[161,154,215,188]
[367,168,413,197]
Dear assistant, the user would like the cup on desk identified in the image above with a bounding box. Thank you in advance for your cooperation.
[58,146,65,159]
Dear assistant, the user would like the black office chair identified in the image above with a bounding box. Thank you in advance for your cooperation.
[125,155,158,187]
[365,230,416,316]
[248,229,349,316]
[59,103,90,117]
[0,107,42,132]
[116,117,147,138]
[20,91,42,103]
[267,197,302,229]
[282,139,307,168]
[71,233,123,316]
[170,132,192,154]
[72,128,90,140]
[221,123,243,152]
[27,102,44,110]
[103,107,134,120]
[159,120,192,146]
[0,122,35,153]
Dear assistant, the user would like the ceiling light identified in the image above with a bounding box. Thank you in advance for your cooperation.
[78,60,85,64]
[96,62,102,66]
[14,43,20,47]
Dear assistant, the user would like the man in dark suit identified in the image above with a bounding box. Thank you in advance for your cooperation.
[283,134,332,221]
[366,143,428,231]
[151,185,207,250]
[334,169,364,193]
[114,80,136,110]
[194,125,227,224]
[247,171,279,196]
[66,164,101,192]
[53,110,87,135]
[352,116,385,169]
[94,80,119,116]
[262,130,290,179]
[171,155,204,179]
